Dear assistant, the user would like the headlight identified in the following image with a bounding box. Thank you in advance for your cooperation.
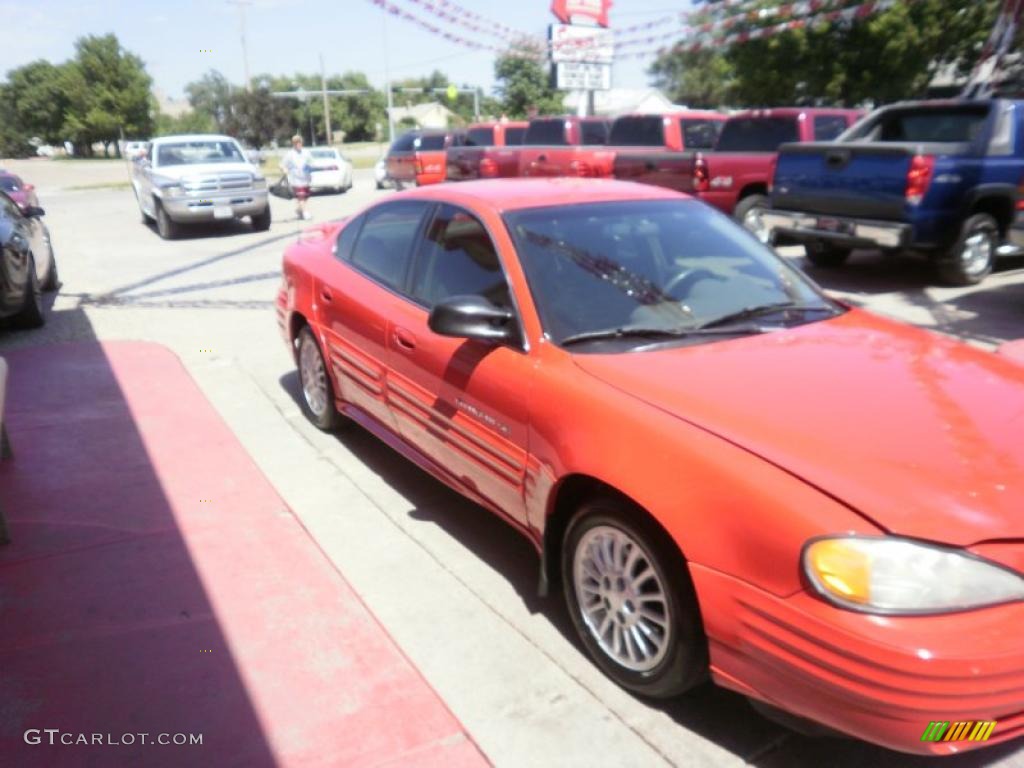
[803,536,1024,614]
[159,183,185,198]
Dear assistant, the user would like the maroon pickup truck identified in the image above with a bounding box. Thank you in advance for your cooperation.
[518,116,612,178]
[446,120,528,182]
[694,108,863,240]
[610,111,725,192]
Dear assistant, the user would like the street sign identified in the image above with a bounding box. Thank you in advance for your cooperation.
[551,0,612,27]
[554,61,611,90]
[550,24,614,63]
[446,84,459,102]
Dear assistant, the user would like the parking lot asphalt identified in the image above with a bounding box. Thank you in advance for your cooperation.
[2,157,1023,767]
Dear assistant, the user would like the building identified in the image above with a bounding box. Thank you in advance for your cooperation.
[153,88,192,119]
[562,88,680,117]
[386,102,456,129]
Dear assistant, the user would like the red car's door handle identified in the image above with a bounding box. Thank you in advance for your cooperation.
[393,328,416,352]
[320,287,333,303]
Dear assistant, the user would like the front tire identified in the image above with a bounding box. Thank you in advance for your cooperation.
[296,326,342,431]
[562,497,707,698]
[251,206,272,232]
[155,200,180,240]
[803,241,851,268]
[11,254,45,329]
[936,213,997,286]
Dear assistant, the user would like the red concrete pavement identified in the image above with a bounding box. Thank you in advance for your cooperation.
[0,340,489,768]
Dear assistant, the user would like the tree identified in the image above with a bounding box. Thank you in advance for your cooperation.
[649,49,732,108]
[61,34,153,156]
[224,87,293,147]
[154,109,216,137]
[650,0,1000,107]
[185,70,234,131]
[494,47,564,118]
[0,84,34,157]
[3,60,70,144]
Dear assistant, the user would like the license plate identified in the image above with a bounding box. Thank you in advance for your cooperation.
[817,216,851,234]
[213,205,233,219]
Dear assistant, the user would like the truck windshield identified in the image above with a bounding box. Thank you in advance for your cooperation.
[608,117,665,147]
[716,117,799,152]
[525,119,568,145]
[390,132,417,153]
[847,105,991,143]
[156,141,245,166]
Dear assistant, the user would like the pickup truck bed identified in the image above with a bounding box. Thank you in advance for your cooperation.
[766,100,1024,285]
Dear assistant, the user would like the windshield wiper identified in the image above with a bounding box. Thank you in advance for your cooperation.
[560,324,767,347]
[697,302,839,331]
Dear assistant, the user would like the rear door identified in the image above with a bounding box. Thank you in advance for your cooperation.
[386,132,417,182]
[386,204,530,525]
[520,119,570,177]
[315,200,431,430]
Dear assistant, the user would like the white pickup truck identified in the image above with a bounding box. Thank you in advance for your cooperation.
[132,134,270,239]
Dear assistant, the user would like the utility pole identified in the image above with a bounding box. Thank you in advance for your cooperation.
[382,10,395,144]
[228,0,253,92]
[320,53,333,145]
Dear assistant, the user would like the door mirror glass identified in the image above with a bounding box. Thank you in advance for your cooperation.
[428,295,515,343]
[23,205,45,218]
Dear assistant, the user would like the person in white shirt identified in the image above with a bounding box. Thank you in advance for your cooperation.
[282,134,313,220]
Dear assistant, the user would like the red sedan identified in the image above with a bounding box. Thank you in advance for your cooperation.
[276,179,1024,756]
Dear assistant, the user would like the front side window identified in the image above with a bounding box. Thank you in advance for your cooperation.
[504,126,527,145]
[581,120,610,145]
[813,115,850,141]
[505,200,837,348]
[467,127,494,146]
[608,117,664,147]
[846,105,991,143]
[716,117,799,152]
[155,140,245,166]
[524,119,568,145]
[349,202,429,290]
[681,118,722,149]
[412,205,510,309]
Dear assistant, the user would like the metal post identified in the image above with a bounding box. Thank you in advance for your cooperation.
[382,11,394,144]
[473,88,480,121]
[306,94,315,145]
[228,0,253,92]
[320,53,332,144]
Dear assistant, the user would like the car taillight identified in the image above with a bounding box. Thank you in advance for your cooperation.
[1017,175,1024,210]
[415,157,424,174]
[569,159,591,177]
[905,154,934,205]
[694,154,709,193]
[479,157,498,178]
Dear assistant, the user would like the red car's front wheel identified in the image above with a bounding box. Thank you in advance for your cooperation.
[296,326,342,431]
[562,498,708,698]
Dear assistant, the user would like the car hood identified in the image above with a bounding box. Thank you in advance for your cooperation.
[152,162,258,181]
[571,309,1024,546]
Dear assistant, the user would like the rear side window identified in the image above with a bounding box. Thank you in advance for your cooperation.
[334,214,364,262]
[525,119,568,145]
[813,115,850,141]
[350,202,430,290]
[412,205,511,309]
[608,117,665,147]
[870,107,990,143]
[681,118,722,149]
[467,127,494,146]
[716,117,799,152]
[581,120,609,145]
[416,134,447,151]
[390,132,417,152]
[505,126,527,145]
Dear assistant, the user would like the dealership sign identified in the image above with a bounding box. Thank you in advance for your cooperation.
[549,24,614,63]
[550,0,612,28]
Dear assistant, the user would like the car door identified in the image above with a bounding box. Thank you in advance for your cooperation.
[315,200,431,431]
[386,204,531,526]
[0,194,32,314]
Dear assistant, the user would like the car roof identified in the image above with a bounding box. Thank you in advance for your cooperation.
[727,107,862,119]
[394,178,682,213]
[151,134,238,144]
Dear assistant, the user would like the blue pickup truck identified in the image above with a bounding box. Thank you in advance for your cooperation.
[764,99,1024,285]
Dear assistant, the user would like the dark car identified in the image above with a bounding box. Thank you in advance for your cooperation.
[0,171,40,213]
[0,189,58,329]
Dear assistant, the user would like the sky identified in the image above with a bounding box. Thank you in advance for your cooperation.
[0,0,694,99]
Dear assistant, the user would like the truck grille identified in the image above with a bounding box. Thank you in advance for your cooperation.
[182,172,253,193]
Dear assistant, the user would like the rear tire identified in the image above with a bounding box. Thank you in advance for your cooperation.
[296,326,342,431]
[562,497,708,699]
[11,254,45,329]
[804,241,851,268]
[936,213,997,286]
[155,200,180,240]
[251,206,272,232]
[734,194,772,245]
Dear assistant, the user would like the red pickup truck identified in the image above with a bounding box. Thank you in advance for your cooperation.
[518,116,612,178]
[446,120,528,182]
[694,108,863,240]
[386,129,465,188]
[609,111,726,192]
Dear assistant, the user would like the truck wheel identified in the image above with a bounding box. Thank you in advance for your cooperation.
[804,241,851,268]
[251,206,272,232]
[562,496,708,699]
[155,200,180,240]
[735,194,772,245]
[936,213,997,286]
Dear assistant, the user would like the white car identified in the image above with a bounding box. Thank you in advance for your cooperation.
[307,147,353,194]
[374,155,392,190]
[122,141,148,160]
[131,134,270,239]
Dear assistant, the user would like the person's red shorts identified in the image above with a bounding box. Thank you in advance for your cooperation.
[293,185,310,201]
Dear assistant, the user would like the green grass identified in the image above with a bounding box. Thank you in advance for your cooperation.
[65,181,133,191]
